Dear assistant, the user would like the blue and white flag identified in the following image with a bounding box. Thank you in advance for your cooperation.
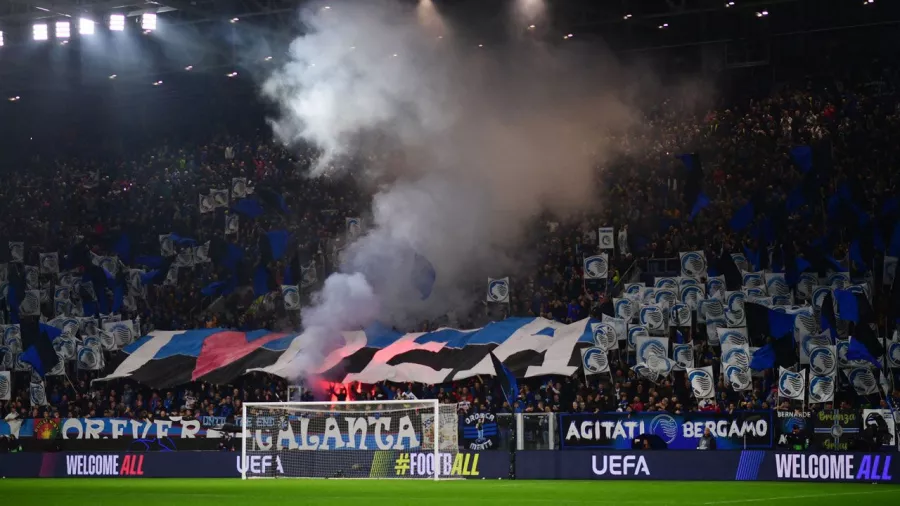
[888,333,900,370]
[679,250,707,279]
[765,272,790,299]
[126,269,145,298]
[670,303,691,327]
[20,290,40,316]
[800,331,832,365]
[705,318,724,346]
[797,272,818,301]
[199,193,215,214]
[778,367,806,400]
[687,366,716,399]
[635,336,668,364]
[808,374,835,404]
[231,178,249,199]
[673,343,693,371]
[706,275,726,300]
[723,362,752,391]
[654,288,677,309]
[225,214,239,235]
[194,242,211,264]
[626,324,648,352]
[597,227,614,250]
[581,347,609,375]
[9,242,23,264]
[346,217,363,239]
[281,285,300,310]
[698,298,725,324]
[77,339,104,371]
[742,271,765,291]
[808,345,837,378]
[731,253,749,273]
[591,322,619,351]
[30,379,47,406]
[844,367,878,396]
[39,252,59,274]
[826,272,850,291]
[717,327,749,347]
[654,277,677,289]
[211,189,229,209]
[102,320,135,350]
[679,283,704,311]
[623,283,645,301]
[487,277,510,303]
[583,254,608,279]
[601,315,627,345]
[639,304,665,333]
[724,291,746,327]
[613,298,635,321]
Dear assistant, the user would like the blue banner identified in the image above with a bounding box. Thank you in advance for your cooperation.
[559,411,774,450]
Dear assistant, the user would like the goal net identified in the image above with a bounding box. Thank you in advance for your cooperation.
[241,400,459,480]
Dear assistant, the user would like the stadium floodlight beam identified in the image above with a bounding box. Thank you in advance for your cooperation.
[33,23,49,41]
[110,14,125,31]
[56,21,70,39]
[142,13,157,31]
[79,18,95,35]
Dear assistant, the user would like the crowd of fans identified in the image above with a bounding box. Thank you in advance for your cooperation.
[3,64,900,428]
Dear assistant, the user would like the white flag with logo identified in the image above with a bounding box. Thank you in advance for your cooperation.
[591,322,619,351]
[583,254,608,279]
[0,371,10,400]
[487,277,510,303]
[39,252,59,274]
[581,347,609,375]
[672,343,693,371]
[211,189,229,208]
[30,380,48,406]
[807,345,837,404]
[9,242,23,263]
[679,251,707,279]
[598,227,614,250]
[159,234,175,257]
[687,366,716,399]
[282,285,300,310]
[844,367,879,396]
[225,214,239,235]
[888,333,900,369]
[199,193,215,214]
[232,178,248,199]
[346,217,363,238]
[778,367,806,400]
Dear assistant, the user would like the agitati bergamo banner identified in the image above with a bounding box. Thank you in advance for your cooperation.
[560,412,772,450]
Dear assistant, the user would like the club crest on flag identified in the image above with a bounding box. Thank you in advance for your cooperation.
[826,272,849,291]
[812,286,831,311]
[673,343,693,370]
[614,298,635,321]
[0,371,10,401]
[742,271,765,290]
[583,254,608,279]
[103,320,135,349]
[591,323,618,351]
[725,364,751,391]
[636,336,668,363]
[581,347,609,375]
[801,333,831,364]
[40,252,59,274]
[680,284,704,310]
[654,277,677,289]
[199,193,215,214]
[722,345,750,368]
[9,242,24,263]
[53,336,76,361]
[724,291,745,327]
[639,305,664,331]
[654,288,676,308]
[778,368,806,400]
[211,189,229,208]
[627,325,648,351]
[624,283,644,299]
[281,285,300,311]
[633,363,659,382]
[30,381,47,407]
[808,375,834,403]
[797,273,818,300]
[598,227,614,249]
[486,277,510,303]
[679,251,707,278]
[888,342,900,369]
[808,346,837,376]
[706,276,725,300]
[731,253,749,272]
[687,367,715,399]
[232,178,248,199]
[671,303,690,327]
[717,327,748,347]
[765,273,789,297]
[346,217,362,238]
[225,215,239,235]
[0,349,12,372]
[846,368,878,395]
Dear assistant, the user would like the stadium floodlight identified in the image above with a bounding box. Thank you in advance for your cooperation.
[725,1,735,7]
[141,13,157,31]
[56,21,70,39]
[110,14,125,31]
[109,74,117,79]
[79,18,95,35]
[230,17,239,23]
[623,14,633,19]
[152,80,163,86]
[33,23,49,41]
[658,23,669,29]
[0,31,4,47]
[756,10,769,17]
[185,65,193,71]
[226,71,238,78]
[264,56,273,61]
[241,400,458,479]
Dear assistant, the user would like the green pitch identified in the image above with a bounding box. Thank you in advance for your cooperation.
[3,479,899,505]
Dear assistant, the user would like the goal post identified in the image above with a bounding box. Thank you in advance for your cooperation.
[240,400,459,480]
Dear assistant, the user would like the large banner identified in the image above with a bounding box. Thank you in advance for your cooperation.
[812,409,860,451]
[511,450,898,482]
[559,412,773,450]
[0,451,508,479]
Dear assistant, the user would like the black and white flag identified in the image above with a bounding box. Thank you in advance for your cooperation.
[591,322,619,351]
[211,189,229,208]
[613,298,635,321]
[159,234,175,257]
[301,261,317,288]
[673,343,693,371]
[30,380,48,407]
[24,266,38,290]
[282,285,300,310]
[583,254,608,279]
[487,277,510,303]
[844,367,879,396]
[884,256,897,286]
[0,371,9,400]
[807,345,836,403]
[20,290,40,316]
[598,227,614,250]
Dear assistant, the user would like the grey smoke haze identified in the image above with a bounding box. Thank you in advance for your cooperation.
[261,0,680,378]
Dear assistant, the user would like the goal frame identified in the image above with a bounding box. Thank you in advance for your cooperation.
[241,399,441,480]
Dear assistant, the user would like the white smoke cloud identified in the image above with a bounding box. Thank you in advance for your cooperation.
[261,0,679,380]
